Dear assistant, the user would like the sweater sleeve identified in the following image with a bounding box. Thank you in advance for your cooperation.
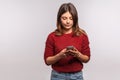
[81,34,91,58]
[44,33,55,65]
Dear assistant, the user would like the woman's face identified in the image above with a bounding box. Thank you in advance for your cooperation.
[60,11,73,31]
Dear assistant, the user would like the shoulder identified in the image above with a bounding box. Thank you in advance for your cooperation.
[79,28,89,39]
[80,31,90,43]
[45,32,56,43]
[79,28,87,35]
[46,31,56,40]
[47,31,55,37]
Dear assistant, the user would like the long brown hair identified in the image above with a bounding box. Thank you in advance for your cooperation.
[55,3,86,36]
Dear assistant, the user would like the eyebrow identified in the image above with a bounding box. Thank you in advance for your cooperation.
[61,16,72,18]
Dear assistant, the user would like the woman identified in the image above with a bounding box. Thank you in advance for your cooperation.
[44,2,91,80]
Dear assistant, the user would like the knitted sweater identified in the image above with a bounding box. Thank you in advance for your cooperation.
[44,32,90,72]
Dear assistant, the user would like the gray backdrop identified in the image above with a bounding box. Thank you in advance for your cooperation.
[0,0,120,80]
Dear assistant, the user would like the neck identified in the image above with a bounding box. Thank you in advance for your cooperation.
[63,29,73,34]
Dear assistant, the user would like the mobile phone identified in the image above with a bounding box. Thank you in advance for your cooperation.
[66,46,74,50]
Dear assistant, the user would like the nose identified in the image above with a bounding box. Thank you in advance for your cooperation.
[66,20,70,24]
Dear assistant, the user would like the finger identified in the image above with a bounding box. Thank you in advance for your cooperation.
[63,53,69,57]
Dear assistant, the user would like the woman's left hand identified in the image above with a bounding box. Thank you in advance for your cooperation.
[67,47,81,57]
[67,47,90,63]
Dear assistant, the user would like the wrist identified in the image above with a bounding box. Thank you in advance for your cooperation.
[76,52,82,58]
[56,52,65,59]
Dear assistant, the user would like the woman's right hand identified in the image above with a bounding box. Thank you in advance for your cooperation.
[46,48,68,65]
[58,48,68,58]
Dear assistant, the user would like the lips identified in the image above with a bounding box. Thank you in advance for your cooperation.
[65,25,71,27]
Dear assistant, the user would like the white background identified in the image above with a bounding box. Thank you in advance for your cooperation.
[0,0,120,80]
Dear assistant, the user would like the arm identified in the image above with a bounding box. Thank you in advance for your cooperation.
[46,53,62,65]
[75,51,90,63]
[79,33,90,63]
[45,48,68,65]
[68,34,90,63]
[68,48,90,63]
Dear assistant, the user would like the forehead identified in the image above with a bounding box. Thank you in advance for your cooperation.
[61,11,72,17]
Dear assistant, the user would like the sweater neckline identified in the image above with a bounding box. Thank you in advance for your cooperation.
[63,32,73,36]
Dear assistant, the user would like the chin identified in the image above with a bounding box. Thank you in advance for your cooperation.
[64,27,72,30]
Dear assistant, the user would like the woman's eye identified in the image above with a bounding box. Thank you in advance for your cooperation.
[61,17,73,20]
[70,17,73,20]
[62,17,67,20]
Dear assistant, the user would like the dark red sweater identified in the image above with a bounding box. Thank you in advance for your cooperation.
[44,32,90,73]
